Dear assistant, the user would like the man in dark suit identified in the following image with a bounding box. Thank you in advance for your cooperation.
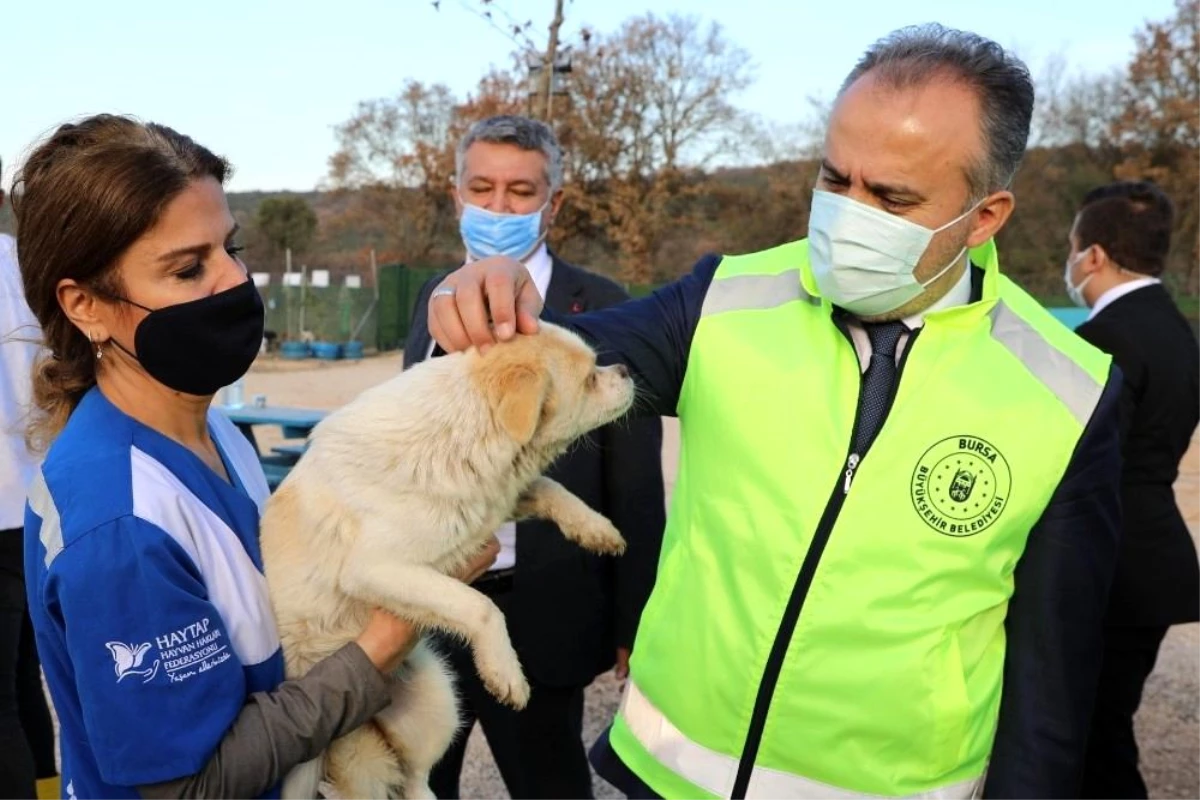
[404,115,666,799]
[1065,180,1200,798]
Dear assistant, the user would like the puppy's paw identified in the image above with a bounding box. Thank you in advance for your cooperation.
[570,514,627,556]
[401,778,436,800]
[476,648,531,709]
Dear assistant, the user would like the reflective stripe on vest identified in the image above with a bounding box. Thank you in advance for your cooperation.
[700,269,816,318]
[620,680,985,799]
[989,301,1104,427]
[699,272,1105,428]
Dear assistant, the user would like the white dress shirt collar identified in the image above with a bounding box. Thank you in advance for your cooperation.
[523,243,554,302]
[844,259,975,373]
[903,259,974,329]
[1089,276,1160,320]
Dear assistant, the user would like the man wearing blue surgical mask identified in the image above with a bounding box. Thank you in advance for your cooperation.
[453,118,563,288]
[403,114,666,800]
[427,28,1123,799]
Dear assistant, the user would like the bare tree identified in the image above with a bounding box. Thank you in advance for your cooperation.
[1112,0,1199,293]
[555,13,755,282]
[1031,53,1124,161]
[436,0,570,121]
[327,9,757,282]
[746,95,830,166]
[326,80,459,263]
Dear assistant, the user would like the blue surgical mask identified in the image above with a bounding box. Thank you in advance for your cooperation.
[458,199,549,261]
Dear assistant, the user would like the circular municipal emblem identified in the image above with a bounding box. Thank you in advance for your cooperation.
[910,436,1011,537]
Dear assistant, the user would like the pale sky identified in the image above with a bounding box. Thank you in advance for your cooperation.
[1,0,1171,192]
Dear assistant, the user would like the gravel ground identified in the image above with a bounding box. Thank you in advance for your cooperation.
[458,673,626,800]
[40,355,1197,798]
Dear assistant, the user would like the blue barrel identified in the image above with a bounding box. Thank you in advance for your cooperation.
[280,341,310,360]
[311,341,342,360]
[343,340,364,360]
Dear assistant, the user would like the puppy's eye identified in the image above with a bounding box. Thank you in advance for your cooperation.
[585,372,598,389]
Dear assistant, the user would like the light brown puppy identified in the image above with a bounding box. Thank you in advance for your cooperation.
[262,322,634,799]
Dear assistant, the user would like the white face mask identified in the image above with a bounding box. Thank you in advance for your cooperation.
[808,190,982,316]
[1064,248,1094,308]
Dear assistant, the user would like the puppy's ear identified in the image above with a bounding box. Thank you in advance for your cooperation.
[491,365,549,444]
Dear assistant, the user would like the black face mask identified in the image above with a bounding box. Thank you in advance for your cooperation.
[104,280,265,396]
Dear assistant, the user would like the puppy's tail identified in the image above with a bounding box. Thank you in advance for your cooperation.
[280,755,325,800]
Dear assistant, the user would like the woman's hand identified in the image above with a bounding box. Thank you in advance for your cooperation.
[454,536,502,584]
[355,537,502,674]
[356,609,418,675]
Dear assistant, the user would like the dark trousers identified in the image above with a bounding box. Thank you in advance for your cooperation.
[429,584,593,800]
[1081,625,1169,799]
[1,530,56,799]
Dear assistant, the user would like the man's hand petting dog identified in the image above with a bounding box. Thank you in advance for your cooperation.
[357,537,503,674]
[428,255,542,353]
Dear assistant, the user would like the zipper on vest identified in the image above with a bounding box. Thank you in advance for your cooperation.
[729,324,922,799]
[843,453,861,493]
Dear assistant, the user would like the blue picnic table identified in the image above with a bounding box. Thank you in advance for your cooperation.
[217,404,326,490]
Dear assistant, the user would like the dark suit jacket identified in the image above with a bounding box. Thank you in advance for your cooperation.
[404,254,667,688]
[1075,283,1200,628]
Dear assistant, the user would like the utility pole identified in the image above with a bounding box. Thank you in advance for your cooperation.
[539,0,565,121]
[525,0,571,121]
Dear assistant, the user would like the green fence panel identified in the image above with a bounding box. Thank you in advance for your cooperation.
[259,283,378,348]
[376,264,404,352]
[375,265,447,352]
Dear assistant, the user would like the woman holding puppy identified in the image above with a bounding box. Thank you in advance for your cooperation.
[14,114,497,799]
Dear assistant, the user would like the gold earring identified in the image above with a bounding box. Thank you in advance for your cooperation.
[89,331,103,361]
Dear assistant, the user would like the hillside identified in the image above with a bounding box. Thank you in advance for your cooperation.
[2,155,1197,316]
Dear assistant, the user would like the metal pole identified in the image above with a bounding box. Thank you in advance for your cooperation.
[299,264,308,338]
[350,249,380,342]
[541,0,565,121]
[284,247,293,339]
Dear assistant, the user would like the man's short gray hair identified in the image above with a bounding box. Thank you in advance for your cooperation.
[840,24,1034,200]
[455,115,564,192]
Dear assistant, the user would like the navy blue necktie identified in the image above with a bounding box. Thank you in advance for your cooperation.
[852,321,908,456]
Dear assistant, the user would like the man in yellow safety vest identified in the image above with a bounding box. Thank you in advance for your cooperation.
[426,23,1122,799]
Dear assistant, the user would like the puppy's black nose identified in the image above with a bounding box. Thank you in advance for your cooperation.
[612,363,629,379]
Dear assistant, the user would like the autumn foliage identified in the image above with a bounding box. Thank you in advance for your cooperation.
[229,4,1199,301]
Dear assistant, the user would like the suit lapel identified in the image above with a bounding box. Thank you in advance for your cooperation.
[545,253,588,315]
[406,304,432,364]
[405,280,440,365]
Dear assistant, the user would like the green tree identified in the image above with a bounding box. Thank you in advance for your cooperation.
[254,196,318,260]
